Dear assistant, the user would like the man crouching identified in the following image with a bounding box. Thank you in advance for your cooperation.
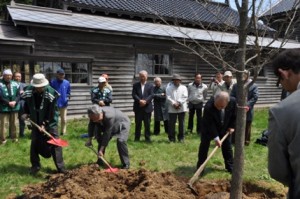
[85,105,130,169]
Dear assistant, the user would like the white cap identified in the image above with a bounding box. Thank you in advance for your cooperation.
[224,71,233,77]
[3,69,12,75]
[98,76,106,83]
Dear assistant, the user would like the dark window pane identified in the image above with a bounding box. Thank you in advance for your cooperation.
[136,53,170,75]
[72,73,88,83]
[53,62,62,73]
[43,62,53,73]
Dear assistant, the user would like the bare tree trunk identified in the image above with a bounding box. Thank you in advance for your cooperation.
[230,0,248,198]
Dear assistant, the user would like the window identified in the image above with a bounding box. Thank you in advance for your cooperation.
[34,61,90,84]
[136,53,171,75]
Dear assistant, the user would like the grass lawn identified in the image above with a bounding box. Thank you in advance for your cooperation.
[0,108,286,198]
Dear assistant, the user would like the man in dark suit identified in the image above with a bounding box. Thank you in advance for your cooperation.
[132,70,153,142]
[197,91,236,173]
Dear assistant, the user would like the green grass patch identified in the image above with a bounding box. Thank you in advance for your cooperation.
[0,108,285,198]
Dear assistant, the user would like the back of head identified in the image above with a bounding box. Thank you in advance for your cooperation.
[87,104,103,115]
[272,49,300,77]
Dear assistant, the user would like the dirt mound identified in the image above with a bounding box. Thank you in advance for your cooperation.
[14,164,284,199]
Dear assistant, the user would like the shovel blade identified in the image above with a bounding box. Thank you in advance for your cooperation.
[47,138,69,147]
[105,167,119,173]
[187,183,199,196]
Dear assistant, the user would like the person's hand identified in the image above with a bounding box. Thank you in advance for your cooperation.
[227,128,235,134]
[139,100,146,107]
[21,114,29,121]
[215,139,222,148]
[38,125,45,132]
[245,106,250,112]
[98,150,104,157]
[99,101,105,106]
[85,139,92,147]
[9,101,16,108]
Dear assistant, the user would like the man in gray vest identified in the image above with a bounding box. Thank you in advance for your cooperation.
[268,49,300,198]
[85,105,130,169]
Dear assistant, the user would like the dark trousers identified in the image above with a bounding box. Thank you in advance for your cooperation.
[231,121,252,145]
[197,133,233,171]
[154,120,168,135]
[245,121,252,145]
[18,115,25,137]
[188,103,203,134]
[134,111,151,141]
[168,112,185,142]
[30,129,65,171]
[96,133,130,166]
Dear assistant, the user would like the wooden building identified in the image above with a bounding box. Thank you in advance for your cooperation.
[1,0,300,118]
[260,0,300,42]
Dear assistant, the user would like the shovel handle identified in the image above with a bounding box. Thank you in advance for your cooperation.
[188,131,230,185]
[27,119,54,139]
[86,145,114,172]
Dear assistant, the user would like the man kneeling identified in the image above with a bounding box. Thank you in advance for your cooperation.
[85,105,130,169]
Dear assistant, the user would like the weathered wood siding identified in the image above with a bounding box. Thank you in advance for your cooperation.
[25,27,281,118]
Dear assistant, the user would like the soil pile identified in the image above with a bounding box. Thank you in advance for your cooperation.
[15,164,284,199]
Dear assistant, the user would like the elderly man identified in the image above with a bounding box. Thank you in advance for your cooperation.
[197,91,236,173]
[153,77,168,135]
[209,71,224,97]
[132,70,153,142]
[50,69,71,135]
[85,105,130,169]
[187,73,208,135]
[91,76,112,107]
[13,72,27,137]
[220,71,236,95]
[166,74,188,143]
[22,73,65,174]
[0,69,20,144]
[268,49,300,198]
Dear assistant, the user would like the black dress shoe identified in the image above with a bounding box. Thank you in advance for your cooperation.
[57,168,67,174]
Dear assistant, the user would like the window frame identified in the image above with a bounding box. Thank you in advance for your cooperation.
[135,52,173,77]
[34,61,92,85]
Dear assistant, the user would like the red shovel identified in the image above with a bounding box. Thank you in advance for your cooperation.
[86,145,119,173]
[28,119,69,147]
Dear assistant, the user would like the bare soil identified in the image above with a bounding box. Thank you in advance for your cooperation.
[13,164,285,199]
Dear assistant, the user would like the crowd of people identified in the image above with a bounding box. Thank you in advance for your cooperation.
[1,49,300,198]
[0,67,259,174]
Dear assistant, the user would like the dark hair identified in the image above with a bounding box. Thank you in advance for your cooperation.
[272,49,300,77]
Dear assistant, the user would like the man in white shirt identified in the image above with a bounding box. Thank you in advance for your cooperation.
[166,74,188,143]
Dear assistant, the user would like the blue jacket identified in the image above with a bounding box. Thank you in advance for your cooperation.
[50,79,71,108]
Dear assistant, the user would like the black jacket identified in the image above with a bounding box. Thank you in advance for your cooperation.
[202,97,236,139]
[132,82,153,113]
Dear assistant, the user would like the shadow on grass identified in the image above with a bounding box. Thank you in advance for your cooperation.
[0,164,31,175]
[173,165,226,178]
